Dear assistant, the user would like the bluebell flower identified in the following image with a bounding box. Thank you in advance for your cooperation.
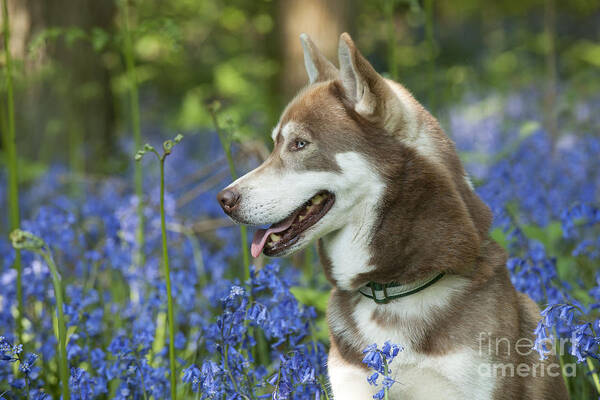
[367,372,379,386]
[362,342,402,398]
[31,391,50,400]
[182,364,201,392]
[2,111,599,399]
[18,353,38,375]
[534,304,600,362]
[200,359,222,396]
[0,336,21,362]
[70,367,95,400]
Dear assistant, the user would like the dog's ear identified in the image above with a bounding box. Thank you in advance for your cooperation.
[300,33,338,84]
[338,33,385,118]
[337,33,413,132]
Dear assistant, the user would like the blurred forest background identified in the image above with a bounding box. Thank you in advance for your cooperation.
[2,1,600,398]
[1,0,600,179]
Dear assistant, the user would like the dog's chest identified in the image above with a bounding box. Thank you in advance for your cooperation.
[382,342,492,399]
[329,348,473,399]
[327,278,497,399]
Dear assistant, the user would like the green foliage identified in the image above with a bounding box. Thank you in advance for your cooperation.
[135,133,184,400]
[2,0,24,349]
[290,286,330,342]
[10,230,70,400]
[2,2,600,396]
[128,0,279,137]
[7,0,600,172]
[209,102,251,280]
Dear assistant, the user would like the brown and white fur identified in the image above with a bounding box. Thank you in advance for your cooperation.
[217,33,569,400]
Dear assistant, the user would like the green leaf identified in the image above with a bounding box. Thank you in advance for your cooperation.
[163,140,174,153]
[10,229,45,250]
[64,27,87,47]
[134,150,145,161]
[521,222,563,248]
[490,228,509,250]
[290,287,330,313]
[177,89,211,129]
[90,27,110,52]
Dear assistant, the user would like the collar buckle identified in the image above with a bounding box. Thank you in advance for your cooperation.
[368,282,390,304]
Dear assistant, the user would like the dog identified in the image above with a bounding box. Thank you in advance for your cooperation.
[217,33,569,400]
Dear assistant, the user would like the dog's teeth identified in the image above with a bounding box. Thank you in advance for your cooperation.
[270,233,281,242]
[298,215,306,222]
[312,194,324,205]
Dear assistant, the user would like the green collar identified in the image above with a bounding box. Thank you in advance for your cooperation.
[358,272,445,304]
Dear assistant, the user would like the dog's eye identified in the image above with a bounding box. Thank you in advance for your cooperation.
[293,139,309,151]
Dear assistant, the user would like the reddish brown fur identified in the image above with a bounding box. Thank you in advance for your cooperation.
[252,33,569,399]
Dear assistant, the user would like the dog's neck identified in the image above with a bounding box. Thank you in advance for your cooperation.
[313,153,387,290]
[318,170,485,292]
[315,82,492,292]
[320,227,448,292]
[320,221,378,291]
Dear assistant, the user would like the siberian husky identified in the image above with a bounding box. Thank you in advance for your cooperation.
[217,33,569,400]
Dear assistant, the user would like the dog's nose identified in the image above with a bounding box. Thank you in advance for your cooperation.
[217,188,240,213]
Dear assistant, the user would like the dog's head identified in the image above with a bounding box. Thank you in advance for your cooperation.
[218,33,492,284]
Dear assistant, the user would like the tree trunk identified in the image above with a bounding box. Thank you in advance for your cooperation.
[277,0,351,100]
[2,0,117,172]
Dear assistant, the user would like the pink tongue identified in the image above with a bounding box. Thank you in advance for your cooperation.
[251,213,298,258]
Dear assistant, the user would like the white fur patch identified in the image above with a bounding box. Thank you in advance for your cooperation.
[465,174,474,190]
[329,358,464,400]
[385,79,417,136]
[271,123,281,142]
[403,131,440,162]
[321,153,385,289]
[225,152,385,261]
[328,356,377,399]
[385,79,441,164]
[300,33,319,84]
[280,121,299,142]
[328,276,496,399]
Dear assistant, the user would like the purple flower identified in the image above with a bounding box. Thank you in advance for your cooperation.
[362,342,403,398]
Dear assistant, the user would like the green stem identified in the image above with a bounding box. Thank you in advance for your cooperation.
[37,249,70,400]
[160,156,177,400]
[308,321,330,400]
[135,360,149,400]
[181,229,207,288]
[553,327,570,393]
[558,350,569,392]
[209,110,250,281]
[317,376,331,400]
[587,358,600,394]
[223,344,241,395]
[122,0,145,267]
[384,358,390,400]
[25,374,30,400]
[2,0,24,348]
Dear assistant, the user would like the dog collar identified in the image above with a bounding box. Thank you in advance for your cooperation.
[358,272,445,304]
